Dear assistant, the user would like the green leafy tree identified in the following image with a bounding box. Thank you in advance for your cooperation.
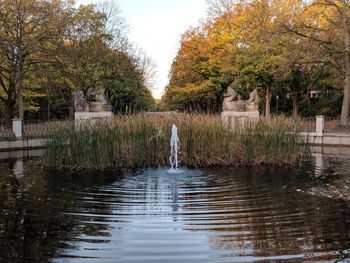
[0,0,69,122]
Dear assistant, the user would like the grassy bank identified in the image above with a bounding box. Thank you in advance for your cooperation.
[44,114,310,170]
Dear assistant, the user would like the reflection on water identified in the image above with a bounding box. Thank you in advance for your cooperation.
[0,157,350,262]
[13,159,24,180]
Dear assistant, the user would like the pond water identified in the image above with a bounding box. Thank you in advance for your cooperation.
[1,155,350,262]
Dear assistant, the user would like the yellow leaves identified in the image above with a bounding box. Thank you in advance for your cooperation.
[166,0,342,112]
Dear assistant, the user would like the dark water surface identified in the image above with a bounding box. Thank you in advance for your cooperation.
[1,158,350,262]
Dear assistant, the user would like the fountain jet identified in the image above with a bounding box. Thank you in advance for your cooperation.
[167,124,183,174]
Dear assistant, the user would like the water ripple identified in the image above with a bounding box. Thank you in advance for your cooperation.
[1,165,350,262]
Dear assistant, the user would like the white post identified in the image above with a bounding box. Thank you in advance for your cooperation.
[12,118,22,138]
[315,115,324,135]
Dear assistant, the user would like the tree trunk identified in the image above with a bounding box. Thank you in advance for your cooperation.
[4,86,14,124]
[47,85,51,120]
[17,60,24,120]
[69,95,75,120]
[292,95,298,117]
[216,94,222,113]
[265,86,271,118]
[341,1,350,127]
[5,100,13,125]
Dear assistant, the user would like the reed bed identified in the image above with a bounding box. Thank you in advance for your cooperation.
[44,114,310,170]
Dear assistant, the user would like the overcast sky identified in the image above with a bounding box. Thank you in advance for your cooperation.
[77,0,208,99]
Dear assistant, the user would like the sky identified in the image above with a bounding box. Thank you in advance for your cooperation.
[77,0,208,99]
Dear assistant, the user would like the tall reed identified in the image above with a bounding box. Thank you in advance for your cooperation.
[44,114,310,170]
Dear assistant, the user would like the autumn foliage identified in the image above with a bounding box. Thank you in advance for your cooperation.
[164,0,349,124]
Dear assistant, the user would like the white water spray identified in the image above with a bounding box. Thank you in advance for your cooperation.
[167,124,183,174]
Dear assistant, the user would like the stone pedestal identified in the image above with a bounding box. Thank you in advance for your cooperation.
[75,111,113,121]
[221,111,260,130]
[12,119,22,138]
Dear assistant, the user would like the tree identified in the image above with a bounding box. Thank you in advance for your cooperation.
[54,3,154,117]
[104,51,155,114]
[165,0,338,118]
[165,0,289,116]
[0,1,155,121]
[57,37,112,117]
[164,25,227,113]
[0,0,69,122]
[97,0,129,51]
[284,0,350,126]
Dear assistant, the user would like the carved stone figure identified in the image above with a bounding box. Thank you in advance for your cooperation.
[73,91,89,112]
[245,89,259,111]
[222,86,245,111]
[73,89,112,112]
[221,87,260,130]
[222,87,259,112]
[89,89,112,112]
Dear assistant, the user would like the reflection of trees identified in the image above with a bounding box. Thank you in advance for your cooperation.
[309,156,350,201]
[0,166,184,262]
[1,161,350,262]
[0,161,121,262]
[180,167,350,261]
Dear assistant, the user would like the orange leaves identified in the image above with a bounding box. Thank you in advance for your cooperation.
[165,0,340,113]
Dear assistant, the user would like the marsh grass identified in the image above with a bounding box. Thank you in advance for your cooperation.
[44,114,310,170]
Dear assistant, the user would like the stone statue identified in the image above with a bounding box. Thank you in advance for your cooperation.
[245,89,259,111]
[222,86,245,111]
[73,89,112,112]
[73,91,89,112]
[221,87,260,129]
[90,89,112,112]
[222,87,259,112]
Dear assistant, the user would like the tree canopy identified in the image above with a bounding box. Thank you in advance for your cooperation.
[163,0,346,123]
[0,0,155,122]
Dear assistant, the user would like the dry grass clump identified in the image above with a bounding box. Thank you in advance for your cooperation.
[44,114,309,170]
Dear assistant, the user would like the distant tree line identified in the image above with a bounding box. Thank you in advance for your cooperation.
[163,0,350,125]
[0,0,155,123]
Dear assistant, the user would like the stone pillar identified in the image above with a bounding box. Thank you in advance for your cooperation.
[316,115,325,135]
[12,118,22,138]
